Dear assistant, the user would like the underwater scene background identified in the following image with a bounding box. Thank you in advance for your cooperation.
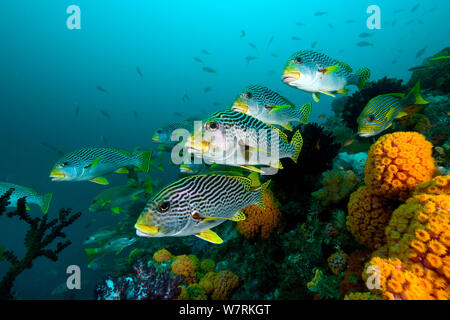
[0,0,449,300]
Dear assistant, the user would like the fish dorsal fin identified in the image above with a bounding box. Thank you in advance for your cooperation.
[89,177,109,185]
[248,172,261,189]
[195,230,223,244]
[378,93,405,99]
[334,59,353,73]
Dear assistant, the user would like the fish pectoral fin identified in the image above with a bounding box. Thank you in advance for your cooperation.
[115,167,129,174]
[89,177,109,185]
[395,111,408,119]
[386,123,393,129]
[239,165,264,173]
[85,156,103,169]
[320,64,340,75]
[267,104,292,114]
[385,108,396,121]
[312,92,321,102]
[319,90,336,97]
[111,206,122,214]
[194,230,223,244]
[281,122,293,131]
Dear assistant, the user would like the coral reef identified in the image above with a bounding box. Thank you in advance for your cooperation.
[347,186,393,250]
[236,189,282,240]
[312,169,360,208]
[153,248,172,263]
[95,259,184,300]
[327,250,349,275]
[0,188,81,299]
[210,270,240,300]
[364,132,436,201]
[332,152,368,178]
[171,255,197,284]
[339,250,371,296]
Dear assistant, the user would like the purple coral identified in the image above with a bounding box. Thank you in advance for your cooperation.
[95,259,184,300]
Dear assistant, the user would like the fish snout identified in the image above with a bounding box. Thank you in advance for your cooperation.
[281,71,301,83]
[231,101,249,114]
[135,213,160,237]
[49,168,66,181]
[186,135,211,153]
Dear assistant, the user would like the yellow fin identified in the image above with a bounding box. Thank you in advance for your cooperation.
[323,64,340,75]
[268,104,292,114]
[194,230,223,244]
[281,122,293,131]
[319,90,336,97]
[270,160,283,169]
[89,177,109,185]
[248,172,261,188]
[115,167,129,174]
[86,157,103,169]
[337,88,348,95]
[312,92,321,102]
[239,165,264,173]
[131,196,140,201]
[395,111,408,119]
[230,210,246,222]
[385,108,396,121]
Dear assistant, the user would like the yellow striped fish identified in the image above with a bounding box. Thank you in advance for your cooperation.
[134,173,270,244]
[357,82,428,137]
[0,182,52,214]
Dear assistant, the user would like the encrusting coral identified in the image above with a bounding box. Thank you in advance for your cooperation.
[0,188,81,299]
[364,132,436,201]
[312,169,360,207]
[236,189,282,240]
[346,186,393,250]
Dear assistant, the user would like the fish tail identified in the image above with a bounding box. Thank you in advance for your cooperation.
[354,67,371,90]
[134,150,153,173]
[405,81,428,105]
[290,130,303,164]
[38,193,52,214]
[295,102,312,124]
[85,248,98,263]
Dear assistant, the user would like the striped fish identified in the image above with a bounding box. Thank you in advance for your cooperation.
[357,82,428,137]
[134,173,270,244]
[282,50,370,102]
[185,110,303,173]
[0,182,52,214]
[232,84,311,131]
[152,119,196,146]
[50,147,152,185]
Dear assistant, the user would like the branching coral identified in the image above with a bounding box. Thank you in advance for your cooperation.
[236,189,282,240]
[364,132,436,201]
[0,188,81,299]
[347,186,393,250]
[95,259,184,300]
[312,169,360,207]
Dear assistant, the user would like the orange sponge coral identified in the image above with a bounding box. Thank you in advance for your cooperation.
[211,270,239,300]
[327,250,349,275]
[362,257,434,300]
[236,189,282,240]
[171,255,197,284]
[153,248,172,263]
[364,132,435,201]
[347,186,393,249]
[385,192,449,299]
[413,175,450,196]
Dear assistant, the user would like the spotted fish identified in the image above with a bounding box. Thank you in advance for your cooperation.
[50,148,152,185]
[134,173,270,244]
[357,82,428,137]
[282,50,370,102]
[185,110,303,172]
[232,84,311,131]
[0,182,52,214]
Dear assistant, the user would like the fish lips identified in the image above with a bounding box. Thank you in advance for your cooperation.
[49,169,66,181]
[281,71,300,84]
[231,102,249,114]
[134,223,160,237]
[358,131,375,138]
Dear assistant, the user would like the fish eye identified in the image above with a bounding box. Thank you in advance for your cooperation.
[158,201,170,212]
[60,161,69,168]
[368,115,375,122]
[206,121,218,131]
[244,92,252,99]
[294,57,303,65]
[156,129,162,134]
